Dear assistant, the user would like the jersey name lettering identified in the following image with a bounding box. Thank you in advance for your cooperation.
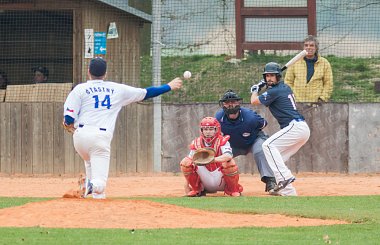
[86,87,115,95]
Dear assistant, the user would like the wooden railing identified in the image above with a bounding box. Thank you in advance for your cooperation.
[235,0,316,58]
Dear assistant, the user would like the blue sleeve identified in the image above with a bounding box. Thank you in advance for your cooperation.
[215,110,224,121]
[144,84,171,100]
[64,115,75,125]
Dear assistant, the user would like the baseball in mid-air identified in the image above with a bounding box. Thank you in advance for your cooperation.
[183,71,192,79]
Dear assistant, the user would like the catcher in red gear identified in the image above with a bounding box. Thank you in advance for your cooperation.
[180,117,243,197]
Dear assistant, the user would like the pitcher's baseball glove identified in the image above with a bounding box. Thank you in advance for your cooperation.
[193,147,216,166]
[62,121,76,134]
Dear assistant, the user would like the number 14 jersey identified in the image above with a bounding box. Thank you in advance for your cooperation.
[64,80,146,134]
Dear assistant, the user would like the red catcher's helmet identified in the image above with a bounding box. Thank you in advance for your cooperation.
[199,117,221,144]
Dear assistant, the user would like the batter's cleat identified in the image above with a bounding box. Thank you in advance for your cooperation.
[268,189,281,196]
[82,178,93,198]
[274,177,296,192]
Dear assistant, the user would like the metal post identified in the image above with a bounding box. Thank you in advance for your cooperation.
[152,0,162,172]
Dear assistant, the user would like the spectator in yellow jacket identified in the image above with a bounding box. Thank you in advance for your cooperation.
[285,35,333,102]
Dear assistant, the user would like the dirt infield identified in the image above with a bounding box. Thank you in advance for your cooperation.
[0,173,379,229]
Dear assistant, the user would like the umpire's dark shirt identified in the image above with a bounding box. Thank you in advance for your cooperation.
[215,107,266,156]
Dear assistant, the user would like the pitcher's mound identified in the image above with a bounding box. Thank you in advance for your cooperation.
[0,199,347,229]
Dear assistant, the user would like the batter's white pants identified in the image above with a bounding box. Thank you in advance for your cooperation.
[196,166,225,193]
[73,125,113,199]
[262,120,310,196]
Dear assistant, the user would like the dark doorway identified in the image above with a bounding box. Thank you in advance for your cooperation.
[0,10,73,84]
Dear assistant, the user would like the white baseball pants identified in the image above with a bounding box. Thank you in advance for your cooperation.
[262,120,310,195]
[73,125,113,199]
[196,166,225,193]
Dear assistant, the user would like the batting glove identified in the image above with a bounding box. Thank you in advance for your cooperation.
[250,84,260,93]
[257,79,267,89]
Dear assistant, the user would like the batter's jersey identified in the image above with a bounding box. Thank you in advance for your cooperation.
[258,81,304,129]
[64,80,147,134]
[215,108,266,152]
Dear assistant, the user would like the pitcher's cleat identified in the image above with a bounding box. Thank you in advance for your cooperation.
[82,177,93,198]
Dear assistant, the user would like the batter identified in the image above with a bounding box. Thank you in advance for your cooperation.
[250,62,310,196]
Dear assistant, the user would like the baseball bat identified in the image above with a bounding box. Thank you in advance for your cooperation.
[281,50,307,71]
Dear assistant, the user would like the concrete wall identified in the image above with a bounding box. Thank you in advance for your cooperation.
[348,104,380,173]
[161,103,379,174]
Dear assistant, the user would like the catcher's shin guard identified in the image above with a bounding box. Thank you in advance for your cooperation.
[221,160,243,197]
[180,159,203,197]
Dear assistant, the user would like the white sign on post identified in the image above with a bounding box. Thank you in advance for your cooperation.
[107,22,119,39]
[84,29,94,58]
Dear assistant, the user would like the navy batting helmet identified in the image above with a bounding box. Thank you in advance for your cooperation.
[262,62,282,82]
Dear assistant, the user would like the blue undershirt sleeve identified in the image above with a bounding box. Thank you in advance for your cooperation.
[64,115,75,125]
[144,84,171,100]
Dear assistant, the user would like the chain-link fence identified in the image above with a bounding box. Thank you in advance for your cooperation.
[0,0,379,102]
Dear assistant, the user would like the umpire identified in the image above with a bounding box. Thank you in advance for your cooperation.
[215,90,277,195]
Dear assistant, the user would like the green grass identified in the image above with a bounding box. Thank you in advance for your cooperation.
[147,195,380,224]
[140,54,380,103]
[1,196,380,244]
[0,225,379,245]
[0,197,51,209]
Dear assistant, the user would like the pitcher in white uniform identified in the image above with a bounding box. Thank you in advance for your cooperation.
[63,57,182,199]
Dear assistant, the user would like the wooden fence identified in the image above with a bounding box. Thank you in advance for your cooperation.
[0,102,153,175]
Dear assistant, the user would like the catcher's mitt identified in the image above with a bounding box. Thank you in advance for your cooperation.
[62,120,76,134]
[193,147,216,166]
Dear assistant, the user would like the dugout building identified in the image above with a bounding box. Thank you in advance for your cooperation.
[0,0,154,175]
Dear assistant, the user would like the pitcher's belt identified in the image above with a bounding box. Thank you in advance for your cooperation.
[78,124,106,131]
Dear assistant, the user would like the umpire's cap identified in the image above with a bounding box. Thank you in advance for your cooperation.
[89,57,107,77]
[219,89,242,103]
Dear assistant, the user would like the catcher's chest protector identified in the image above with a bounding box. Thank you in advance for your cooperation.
[193,136,223,154]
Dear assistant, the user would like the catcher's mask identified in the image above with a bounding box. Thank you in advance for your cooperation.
[263,62,282,85]
[199,117,221,144]
[219,90,242,115]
